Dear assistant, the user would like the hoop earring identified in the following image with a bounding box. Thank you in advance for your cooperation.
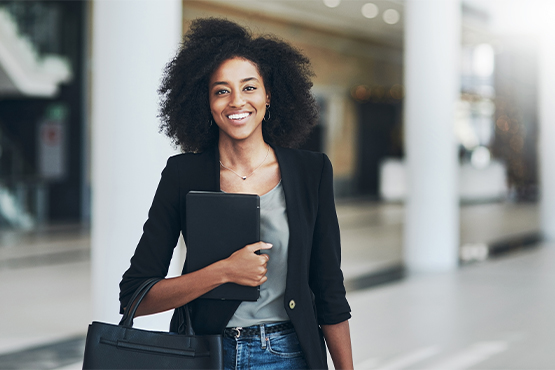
[263,104,271,121]
[209,117,215,127]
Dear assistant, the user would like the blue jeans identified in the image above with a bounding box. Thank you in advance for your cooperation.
[223,322,308,370]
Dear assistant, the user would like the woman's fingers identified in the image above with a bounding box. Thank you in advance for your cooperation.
[252,242,271,266]
[225,242,273,286]
[248,241,273,253]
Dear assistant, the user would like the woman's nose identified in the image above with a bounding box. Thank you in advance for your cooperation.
[229,91,245,107]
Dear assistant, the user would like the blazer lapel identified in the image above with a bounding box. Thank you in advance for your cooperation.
[273,146,304,279]
[211,145,220,191]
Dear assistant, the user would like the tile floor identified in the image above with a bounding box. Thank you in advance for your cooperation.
[348,243,555,370]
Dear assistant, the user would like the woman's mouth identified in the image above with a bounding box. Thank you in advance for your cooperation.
[227,112,251,121]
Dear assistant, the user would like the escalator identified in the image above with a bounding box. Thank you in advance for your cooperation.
[0,1,86,228]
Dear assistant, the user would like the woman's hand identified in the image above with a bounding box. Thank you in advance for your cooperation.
[222,242,272,286]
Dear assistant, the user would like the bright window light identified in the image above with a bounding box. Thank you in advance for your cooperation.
[473,44,495,77]
[471,146,491,169]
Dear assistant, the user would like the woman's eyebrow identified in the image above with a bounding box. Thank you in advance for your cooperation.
[240,77,259,83]
[211,77,259,87]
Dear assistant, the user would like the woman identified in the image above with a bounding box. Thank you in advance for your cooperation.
[119,18,353,370]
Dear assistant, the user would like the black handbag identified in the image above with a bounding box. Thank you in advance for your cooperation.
[82,278,223,369]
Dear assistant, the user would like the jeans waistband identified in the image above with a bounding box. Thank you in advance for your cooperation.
[224,321,293,338]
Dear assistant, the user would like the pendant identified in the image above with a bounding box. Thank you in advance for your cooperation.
[242,176,247,180]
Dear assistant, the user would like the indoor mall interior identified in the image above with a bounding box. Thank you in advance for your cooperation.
[0,1,553,369]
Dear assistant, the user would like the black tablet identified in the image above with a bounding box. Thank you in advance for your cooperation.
[185,191,260,301]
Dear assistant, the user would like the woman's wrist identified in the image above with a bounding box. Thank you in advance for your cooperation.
[212,259,231,285]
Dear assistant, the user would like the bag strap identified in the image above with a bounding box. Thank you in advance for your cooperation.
[184,304,194,336]
[172,303,196,336]
[119,277,162,327]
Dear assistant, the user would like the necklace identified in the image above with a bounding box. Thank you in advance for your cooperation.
[219,144,270,180]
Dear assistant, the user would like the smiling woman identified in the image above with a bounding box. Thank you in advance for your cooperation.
[209,58,270,144]
[119,18,353,370]
[157,18,318,153]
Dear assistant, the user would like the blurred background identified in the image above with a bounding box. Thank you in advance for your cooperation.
[0,0,553,369]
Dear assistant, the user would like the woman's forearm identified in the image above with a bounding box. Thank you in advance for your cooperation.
[134,260,229,316]
[133,241,271,316]
[321,320,354,370]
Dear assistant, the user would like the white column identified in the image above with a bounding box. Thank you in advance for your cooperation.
[91,0,182,328]
[539,22,555,241]
[403,0,461,272]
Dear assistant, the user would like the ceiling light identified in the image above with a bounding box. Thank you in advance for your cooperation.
[361,3,379,19]
[383,9,400,24]
[323,0,341,8]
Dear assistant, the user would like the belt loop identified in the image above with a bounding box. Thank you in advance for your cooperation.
[260,324,267,349]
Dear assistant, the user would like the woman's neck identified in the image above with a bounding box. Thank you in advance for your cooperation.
[218,137,269,172]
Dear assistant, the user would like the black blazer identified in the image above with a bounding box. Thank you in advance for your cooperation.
[120,145,351,369]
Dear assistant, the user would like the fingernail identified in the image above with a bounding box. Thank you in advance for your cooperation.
[267,243,273,247]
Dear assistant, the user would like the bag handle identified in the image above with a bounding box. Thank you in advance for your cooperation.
[119,277,162,327]
[119,277,196,335]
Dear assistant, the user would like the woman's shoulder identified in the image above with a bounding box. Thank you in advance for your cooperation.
[162,150,218,185]
[166,149,216,166]
[167,151,203,161]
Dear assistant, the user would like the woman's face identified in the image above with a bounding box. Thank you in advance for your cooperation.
[209,57,270,144]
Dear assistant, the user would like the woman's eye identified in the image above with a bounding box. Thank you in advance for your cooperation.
[215,89,229,95]
[244,86,256,91]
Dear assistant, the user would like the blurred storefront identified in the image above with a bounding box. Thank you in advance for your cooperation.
[0,0,548,273]
[0,1,87,228]
[0,0,544,231]
[180,1,540,204]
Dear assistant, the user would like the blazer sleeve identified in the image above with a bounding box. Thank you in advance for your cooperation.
[309,153,351,325]
[119,156,182,313]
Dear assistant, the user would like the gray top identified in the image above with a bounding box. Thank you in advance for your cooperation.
[227,181,290,327]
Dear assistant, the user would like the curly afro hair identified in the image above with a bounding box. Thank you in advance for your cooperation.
[158,18,319,152]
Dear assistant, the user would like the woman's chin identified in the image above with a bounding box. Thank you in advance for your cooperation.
[219,128,263,143]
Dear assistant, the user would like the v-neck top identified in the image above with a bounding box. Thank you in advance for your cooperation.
[227,181,290,327]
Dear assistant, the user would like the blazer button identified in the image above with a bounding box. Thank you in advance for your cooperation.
[289,299,296,310]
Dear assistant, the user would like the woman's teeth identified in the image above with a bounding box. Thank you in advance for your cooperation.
[228,113,250,120]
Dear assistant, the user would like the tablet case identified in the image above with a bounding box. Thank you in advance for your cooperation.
[185,191,260,301]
